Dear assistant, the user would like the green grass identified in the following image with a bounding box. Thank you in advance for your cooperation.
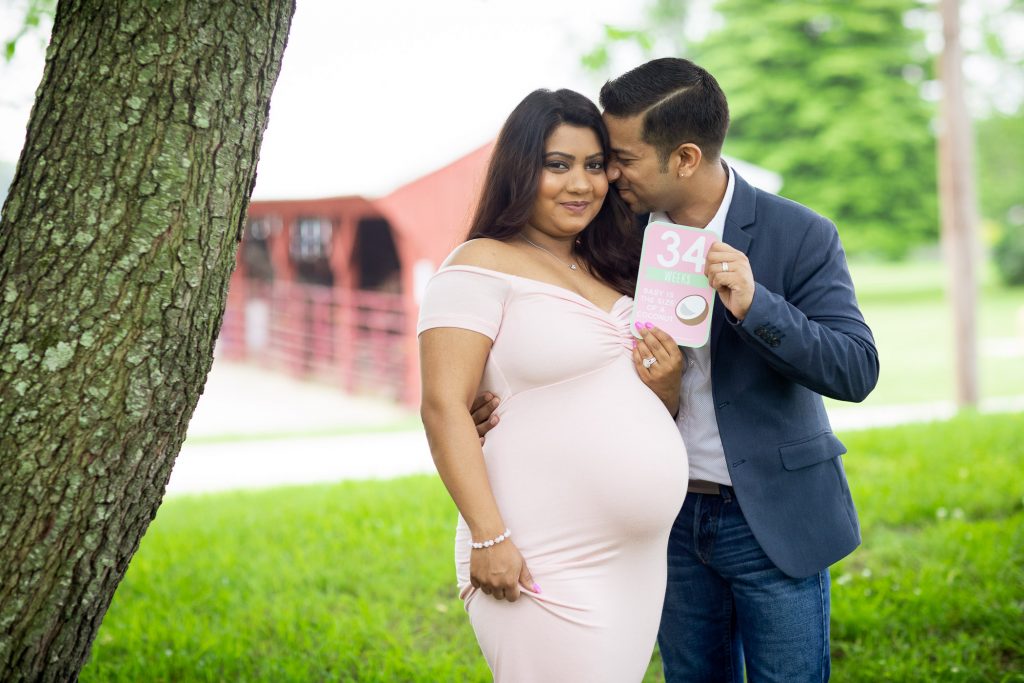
[80,412,1023,682]
[82,478,482,682]
[832,412,1024,682]
[830,259,1024,408]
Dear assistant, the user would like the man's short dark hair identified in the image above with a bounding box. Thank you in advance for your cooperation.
[599,57,730,166]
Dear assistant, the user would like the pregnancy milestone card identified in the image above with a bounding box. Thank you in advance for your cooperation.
[631,221,717,348]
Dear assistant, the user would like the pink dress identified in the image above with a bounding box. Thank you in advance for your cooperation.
[418,265,688,682]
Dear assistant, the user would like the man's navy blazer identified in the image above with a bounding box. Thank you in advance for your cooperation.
[698,170,879,578]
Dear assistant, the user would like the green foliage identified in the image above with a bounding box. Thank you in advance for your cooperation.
[580,0,690,75]
[582,26,656,72]
[976,112,1024,228]
[691,0,938,258]
[80,413,1023,681]
[1,0,56,62]
[976,111,1024,285]
[968,2,1024,115]
[995,223,1024,285]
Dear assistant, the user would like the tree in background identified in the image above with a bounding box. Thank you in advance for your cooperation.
[0,1,294,679]
[978,111,1024,284]
[581,0,689,73]
[2,0,55,60]
[976,111,1024,235]
[585,0,938,258]
[969,0,1024,284]
[698,0,937,258]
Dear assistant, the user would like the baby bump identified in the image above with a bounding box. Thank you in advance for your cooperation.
[481,362,688,545]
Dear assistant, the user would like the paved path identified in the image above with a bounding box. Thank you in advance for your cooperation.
[186,360,412,440]
[166,361,1024,497]
[168,431,435,495]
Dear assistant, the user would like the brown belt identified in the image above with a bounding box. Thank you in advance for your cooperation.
[687,479,722,495]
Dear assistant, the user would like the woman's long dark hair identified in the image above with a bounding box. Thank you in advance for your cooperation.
[465,89,641,296]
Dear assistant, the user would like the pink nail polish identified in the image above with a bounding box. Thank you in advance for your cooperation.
[645,322,654,329]
[532,583,542,594]
[634,321,642,330]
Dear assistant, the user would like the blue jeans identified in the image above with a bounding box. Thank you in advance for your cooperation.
[658,487,831,682]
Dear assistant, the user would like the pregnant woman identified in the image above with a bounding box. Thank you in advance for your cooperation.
[418,88,688,682]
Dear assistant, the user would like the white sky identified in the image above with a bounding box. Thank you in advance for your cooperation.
[0,0,649,199]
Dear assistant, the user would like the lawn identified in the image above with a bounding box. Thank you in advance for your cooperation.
[840,259,1024,408]
[80,412,1023,682]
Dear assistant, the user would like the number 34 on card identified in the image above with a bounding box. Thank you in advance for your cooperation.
[631,221,717,348]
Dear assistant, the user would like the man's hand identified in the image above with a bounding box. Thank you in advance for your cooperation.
[632,323,684,416]
[470,392,500,444]
[705,241,755,321]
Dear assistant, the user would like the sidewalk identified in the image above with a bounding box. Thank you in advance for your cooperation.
[185,360,413,440]
[168,361,429,495]
[166,361,1024,497]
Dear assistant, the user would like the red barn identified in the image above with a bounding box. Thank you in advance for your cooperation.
[220,143,493,406]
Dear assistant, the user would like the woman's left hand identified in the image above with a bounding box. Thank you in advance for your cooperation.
[632,322,684,417]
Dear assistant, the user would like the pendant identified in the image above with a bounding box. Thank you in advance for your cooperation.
[570,264,578,270]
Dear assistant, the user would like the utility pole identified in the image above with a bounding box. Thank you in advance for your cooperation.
[938,0,980,407]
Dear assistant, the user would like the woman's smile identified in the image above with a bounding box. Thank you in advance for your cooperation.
[560,201,591,214]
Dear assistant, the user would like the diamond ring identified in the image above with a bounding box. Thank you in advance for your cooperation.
[722,261,729,272]
[643,357,658,369]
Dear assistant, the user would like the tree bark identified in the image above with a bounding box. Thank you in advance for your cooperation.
[0,1,294,679]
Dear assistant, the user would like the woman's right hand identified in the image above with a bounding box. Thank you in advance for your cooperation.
[469,540,538,602]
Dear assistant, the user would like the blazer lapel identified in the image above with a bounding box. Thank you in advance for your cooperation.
[710,169,757,351]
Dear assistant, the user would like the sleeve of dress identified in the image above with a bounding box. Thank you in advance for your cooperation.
[416,268,510,341]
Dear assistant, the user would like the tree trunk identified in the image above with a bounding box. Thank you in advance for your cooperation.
[937,0,980,407]
[0,1,295,679]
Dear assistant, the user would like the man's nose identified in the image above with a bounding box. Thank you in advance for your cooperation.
[606,161,622,182]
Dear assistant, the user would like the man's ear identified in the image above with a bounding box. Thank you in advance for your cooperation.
[671,143,703,179]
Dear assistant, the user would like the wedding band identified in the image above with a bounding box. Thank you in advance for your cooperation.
[643,357,657,369]
[722,261,729,272]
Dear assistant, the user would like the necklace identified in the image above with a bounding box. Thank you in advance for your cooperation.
[521,235,579,271]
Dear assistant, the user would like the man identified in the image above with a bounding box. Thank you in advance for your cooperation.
[473,58,878,681]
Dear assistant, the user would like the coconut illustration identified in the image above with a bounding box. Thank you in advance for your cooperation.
[675,294,709,326]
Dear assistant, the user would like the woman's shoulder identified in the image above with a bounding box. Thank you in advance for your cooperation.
[422,240,516,311]
[441,238,523,273]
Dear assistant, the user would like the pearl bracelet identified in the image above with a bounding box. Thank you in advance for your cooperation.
[469,528,512,550]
